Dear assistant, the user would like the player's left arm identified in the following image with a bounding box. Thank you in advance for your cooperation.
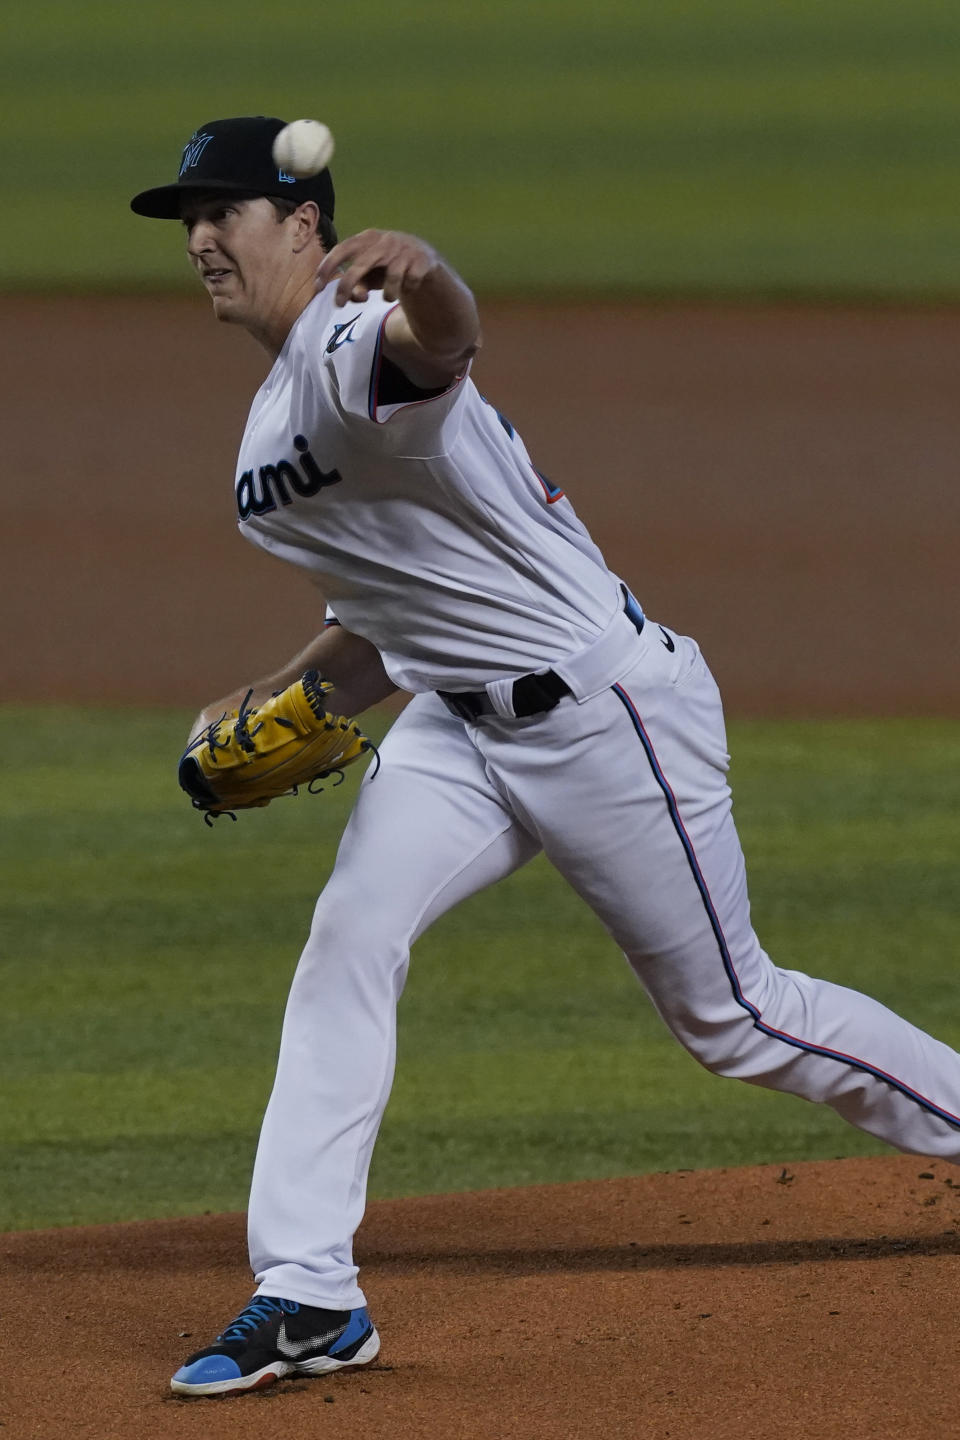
[316,229,481,388]
[187,625,396,742]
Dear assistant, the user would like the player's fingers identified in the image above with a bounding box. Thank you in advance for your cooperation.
[317,229,383,274]
[380,245,434,301]
[380,259,407,302]
[331,260,375,305]
[316,231,387,296]
[319,233,434,304]
[393,250,434,293]
[315,239,362,290]
[335,258,389,305]
[331,243,394,305]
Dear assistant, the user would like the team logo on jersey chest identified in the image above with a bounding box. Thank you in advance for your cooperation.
[236,435,342,520]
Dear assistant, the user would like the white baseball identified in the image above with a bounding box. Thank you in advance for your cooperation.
[272,119,335,178]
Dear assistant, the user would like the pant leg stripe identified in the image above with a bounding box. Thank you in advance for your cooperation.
[611,683,960,1130]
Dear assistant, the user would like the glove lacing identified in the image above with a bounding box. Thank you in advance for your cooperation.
[188,675,380,824]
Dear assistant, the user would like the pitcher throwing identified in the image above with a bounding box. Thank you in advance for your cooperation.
[131,115,960,1398]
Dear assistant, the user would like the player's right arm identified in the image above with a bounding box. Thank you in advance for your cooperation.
[188,626,397,740]
[316,229,480,387]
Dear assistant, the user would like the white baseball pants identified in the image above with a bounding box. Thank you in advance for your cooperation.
[248,621,960,1308]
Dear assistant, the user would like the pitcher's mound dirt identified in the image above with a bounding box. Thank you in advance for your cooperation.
[2,1154,958,1440]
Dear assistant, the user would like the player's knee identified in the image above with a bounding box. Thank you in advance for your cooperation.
[304,888,410,971]
[286,901,411,1016]
[675,1013,769,1080]
[683,1017,814,1096]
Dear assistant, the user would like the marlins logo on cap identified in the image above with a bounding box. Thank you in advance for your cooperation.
[179,131,215,177]
[130,116,335,221]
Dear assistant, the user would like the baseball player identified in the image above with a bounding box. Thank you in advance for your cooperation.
[131,116,960,1399]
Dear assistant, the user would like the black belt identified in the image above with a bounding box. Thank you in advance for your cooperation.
[437,590,645,723]
[438,668,571,722]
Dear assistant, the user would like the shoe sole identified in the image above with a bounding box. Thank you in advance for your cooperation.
[170,1326,381,1398]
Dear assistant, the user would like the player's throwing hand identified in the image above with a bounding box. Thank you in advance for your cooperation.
[316,229,440,306]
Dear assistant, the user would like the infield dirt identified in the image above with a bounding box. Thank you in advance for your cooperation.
[3,1156,959,1439]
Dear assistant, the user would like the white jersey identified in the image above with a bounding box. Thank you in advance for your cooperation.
[235,287,623,692]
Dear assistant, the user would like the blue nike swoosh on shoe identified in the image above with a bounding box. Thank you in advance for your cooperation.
[328,1306,374,1355]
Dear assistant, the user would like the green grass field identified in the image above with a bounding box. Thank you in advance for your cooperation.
[3,707,958,1231]
[5,0,960,295]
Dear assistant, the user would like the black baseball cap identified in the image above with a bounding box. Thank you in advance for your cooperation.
[130,116,335,220]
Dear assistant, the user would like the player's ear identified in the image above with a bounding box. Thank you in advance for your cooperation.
[291,201,322,253]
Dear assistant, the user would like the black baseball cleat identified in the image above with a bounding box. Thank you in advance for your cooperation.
[170,1294,380,1397]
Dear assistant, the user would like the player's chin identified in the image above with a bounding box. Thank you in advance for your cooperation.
[209,292,245,325]
[199,273,240,317]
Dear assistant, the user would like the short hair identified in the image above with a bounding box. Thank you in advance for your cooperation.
[267,196,337,251]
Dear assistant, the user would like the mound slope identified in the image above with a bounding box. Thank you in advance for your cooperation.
[2,1155,958,1439]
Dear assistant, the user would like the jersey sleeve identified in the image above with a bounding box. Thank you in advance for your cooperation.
[316,293,470,453]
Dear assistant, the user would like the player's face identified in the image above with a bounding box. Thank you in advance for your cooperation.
[181,195,297,328]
